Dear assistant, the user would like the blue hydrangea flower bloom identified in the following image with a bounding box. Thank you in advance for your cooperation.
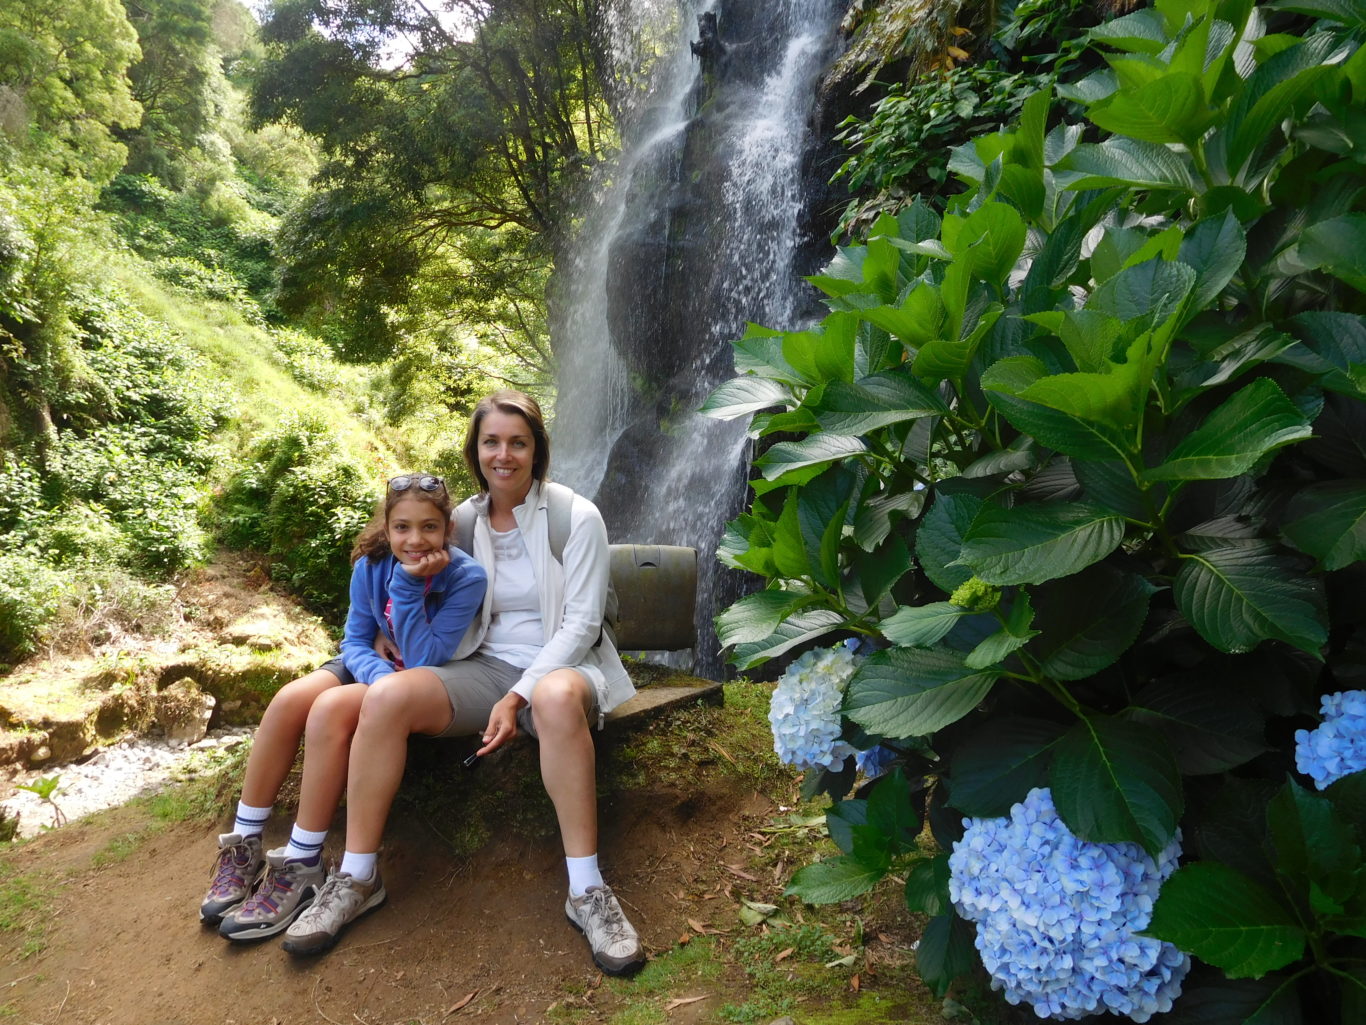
[1295,690,1366,790]
[948,788,1189,1022]
[768,644,859,771]
[856,744,897,779]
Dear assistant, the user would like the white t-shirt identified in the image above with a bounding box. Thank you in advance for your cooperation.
[479,525,543,668]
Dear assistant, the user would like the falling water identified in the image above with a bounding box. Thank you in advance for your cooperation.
[553,0,845,676]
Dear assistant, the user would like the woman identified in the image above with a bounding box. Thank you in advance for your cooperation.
[281,390,644,976]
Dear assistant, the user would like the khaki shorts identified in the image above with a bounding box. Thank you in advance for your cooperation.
[428,652,600,739]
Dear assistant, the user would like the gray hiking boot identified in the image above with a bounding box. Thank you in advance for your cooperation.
[218,848,324,941]
[565,885,645,976]
[281,868,386,956]
[199,832,264,926]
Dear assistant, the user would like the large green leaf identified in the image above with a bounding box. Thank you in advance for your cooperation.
[699,377,793,420]
[1283,480,1366,570]
[1146,379,1312,481]
[880,602,968,648]
[868,768,922,854]
[941,201,1027,283]
[732,328,803,384]
[1174,543,1327,655]
[785,853,885,904]
[1087,72,1211,145]
[948,718,1066,816]
[956,501,1125,586]
[916,492,983,592]
[982,357,1137,461]
[813,372,947,436]
[1267,779,1362,907]
[714,590,809,647]
[1147,862,1307,978]
[755,435,867,482]
[1029,565,1156,680]
[1052,715,1183,854]
[1179,211,1248,311]
[1157,974,1306,1025]
[1127,675,1269,775]
[1088,7,1169,53]
[825,799,869,855]
[844,646,1001,738]
[1268,0,1366,29]
[1087,258,1196,331]
[858,286,944,348]
[730,609,845,670]
[904,854,951,916]
[1299,213,1366,293]
[1059,136,1197,191]
[782,316,857,386]
[915,913,978,998]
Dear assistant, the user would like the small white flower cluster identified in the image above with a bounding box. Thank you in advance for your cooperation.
[1295,690,1366,790]
[768,644,859,771]
[948,788,1189,1022]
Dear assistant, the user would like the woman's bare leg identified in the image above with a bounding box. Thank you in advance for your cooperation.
[530,670,598,857]
[342,669,454,853]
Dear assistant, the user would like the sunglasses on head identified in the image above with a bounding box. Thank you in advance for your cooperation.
[388,474,445,493]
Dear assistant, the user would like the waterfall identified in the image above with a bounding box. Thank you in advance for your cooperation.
[552,0,845,676]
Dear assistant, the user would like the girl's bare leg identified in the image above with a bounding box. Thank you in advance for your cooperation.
[294,684,368,832]
[239,669,344,808]
[342,669,454,852]
[530,670,598,857]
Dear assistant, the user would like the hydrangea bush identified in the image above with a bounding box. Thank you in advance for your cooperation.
[769,644,861,770]
[1296,691,1366,791]
[708,0,1366,1018]
[949,789,1188,1022]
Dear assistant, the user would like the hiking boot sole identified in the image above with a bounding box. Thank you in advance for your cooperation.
[280,889,387,957]
[564,912,646,976]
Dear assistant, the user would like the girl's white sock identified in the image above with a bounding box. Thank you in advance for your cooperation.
[233,801,272,839]
[284,824,328,864]
[340,850,377,883]
[566,854,603,897]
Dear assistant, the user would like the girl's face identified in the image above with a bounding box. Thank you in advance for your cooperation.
[386,495,449,567]
[478,409,536,503]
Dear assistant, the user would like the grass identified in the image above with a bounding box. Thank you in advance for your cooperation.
[0,863,55,959]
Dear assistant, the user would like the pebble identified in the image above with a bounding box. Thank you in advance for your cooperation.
[0,727,254,838]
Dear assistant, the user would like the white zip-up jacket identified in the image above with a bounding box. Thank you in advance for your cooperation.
[451,480,635,719]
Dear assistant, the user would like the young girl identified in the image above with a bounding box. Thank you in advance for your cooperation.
[199,474,487,941]
[278,391,644,974]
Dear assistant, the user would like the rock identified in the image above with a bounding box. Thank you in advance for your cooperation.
[156,678,215,745]
[221,605,293,651]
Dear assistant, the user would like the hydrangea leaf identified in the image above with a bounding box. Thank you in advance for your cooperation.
[904,854,950,916]
[784,853,885,904]
[956,501,1125,586]
[732,329,803,384]
[844,647,1001,738]
[963,624,1038,670]
[852,488,924,552]
[1058,136,1198,191]
[1147,862,1306,978]
[1174,543,1327,655]
[982,356,1135,462]
[1325,770,1366,837]
[916,492,982,593]
[754,434,867,482]
[1126,675,1269,775]
[730,609,844,670]
[812,371,947,436]
[714,590,810,647]
[782,314,857,385]
[855,532,913,607]
[1155,973,1304,1025]
[1144,379,1312,481]
[1073,457,1150,519]
[1179,211,1248,313]
[825,798,869,856]
[1267,779,1362,907]
[867,767,921,854]
[698,376,793,420]
[1052,715,1183,854]
[1087,72,1211,145]
[948,718,1067,817]
[915,913,977,998]
[1299,212,1366,294]
[1282,480,1366,570]
[1267,0,1366,31]
[880,602,967,648]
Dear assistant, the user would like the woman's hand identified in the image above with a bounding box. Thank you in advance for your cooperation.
[404,549,452,578]
[373,631,400,663]
[477,692,527,756]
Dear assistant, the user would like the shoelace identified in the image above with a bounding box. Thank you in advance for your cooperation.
[310,874,354,916]
[585,889,632,943]
[210,844,250,891]
[241,864,292,914]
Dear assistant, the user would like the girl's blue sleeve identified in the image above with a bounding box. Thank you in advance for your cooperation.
[340,559,397,685]
[387,547,487,670]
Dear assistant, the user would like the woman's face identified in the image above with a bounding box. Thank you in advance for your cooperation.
[478,409,535,503]
[386,496,449,567]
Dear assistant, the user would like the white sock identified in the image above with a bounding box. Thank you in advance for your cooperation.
[340,850,377,882]
[566,854,603,897]
[284,824,327,863]
[233,801,272,839]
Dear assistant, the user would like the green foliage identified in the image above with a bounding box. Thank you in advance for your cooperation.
[0,554,60,667]
[707,0,1366,1015]
[219,414,375,617]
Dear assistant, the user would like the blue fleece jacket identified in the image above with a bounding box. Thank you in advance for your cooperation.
[338,545,487,684]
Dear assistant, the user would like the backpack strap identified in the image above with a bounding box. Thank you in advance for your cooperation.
[452,500,477,556]
[542,481,574,566]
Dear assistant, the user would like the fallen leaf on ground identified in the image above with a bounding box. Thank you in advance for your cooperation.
[774,947,795,963]
[443,990,478,1015]
[665,996,707,1012]
[851,973,861,992]
[726,865,758,881]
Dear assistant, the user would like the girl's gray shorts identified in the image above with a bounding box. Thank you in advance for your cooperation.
[427,652,600,739]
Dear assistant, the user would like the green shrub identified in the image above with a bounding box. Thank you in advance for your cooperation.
[0,554,61,667]
[707,0,1366,1017]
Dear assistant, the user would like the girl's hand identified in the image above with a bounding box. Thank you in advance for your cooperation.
[477,692,526,756]
[373,631,400,662]
[403,548,452,578]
